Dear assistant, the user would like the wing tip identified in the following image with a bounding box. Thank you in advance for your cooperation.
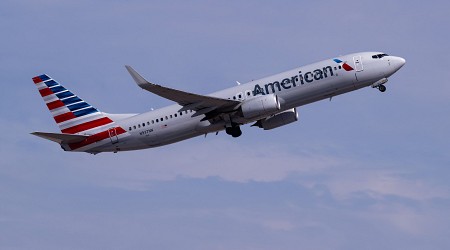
[125,65,149,86]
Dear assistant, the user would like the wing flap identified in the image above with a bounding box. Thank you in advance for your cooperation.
[125,65,240,112]
[31,131,89,144]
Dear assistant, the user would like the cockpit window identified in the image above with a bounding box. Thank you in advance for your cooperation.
[372,53,389,59]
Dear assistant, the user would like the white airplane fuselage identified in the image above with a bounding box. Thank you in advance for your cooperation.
[31,52,405,153]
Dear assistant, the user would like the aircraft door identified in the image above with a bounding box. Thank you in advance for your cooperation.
[108,127,119,144]
[353,55,364,72]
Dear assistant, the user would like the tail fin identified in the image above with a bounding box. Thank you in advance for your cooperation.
[32,74,116,135]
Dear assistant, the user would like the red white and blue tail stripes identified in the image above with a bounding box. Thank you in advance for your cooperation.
[32,74,127,151]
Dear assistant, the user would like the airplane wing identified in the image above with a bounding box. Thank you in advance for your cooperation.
[125,66,241,117]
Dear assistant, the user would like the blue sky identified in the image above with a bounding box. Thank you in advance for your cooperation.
[1,0,450,249]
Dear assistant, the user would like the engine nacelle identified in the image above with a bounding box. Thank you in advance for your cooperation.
[254,108,298,130]
[241,94,280,119]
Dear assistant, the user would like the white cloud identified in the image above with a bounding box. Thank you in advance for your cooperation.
[66,138,339,190]
[325,168,448,202]
[58,137,448,205]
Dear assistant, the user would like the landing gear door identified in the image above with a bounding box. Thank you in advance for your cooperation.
[353,55,364,72]
[108,127,119,144]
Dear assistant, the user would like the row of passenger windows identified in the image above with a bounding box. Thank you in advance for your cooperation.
[227,91,252,100]
[372,53,389,59]
[128,110,194,131]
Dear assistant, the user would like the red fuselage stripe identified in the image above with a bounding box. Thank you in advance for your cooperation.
[46,100,65,110]
[68,127,126,150]
[54,112,77,123]
[32,77,42,84]
[61,117,113,134]
[39,88,53,97]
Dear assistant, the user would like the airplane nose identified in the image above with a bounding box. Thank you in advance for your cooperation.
[391,56,406,71]
[385,56,406,77]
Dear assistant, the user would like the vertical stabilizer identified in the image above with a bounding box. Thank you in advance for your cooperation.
[32,74,127,151]
[32,74,116,134]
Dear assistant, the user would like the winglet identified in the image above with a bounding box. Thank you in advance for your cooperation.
[125,65,151,88]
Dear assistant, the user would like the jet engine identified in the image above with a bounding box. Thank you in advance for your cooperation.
[241,94,280,119]
[252,108,298,130]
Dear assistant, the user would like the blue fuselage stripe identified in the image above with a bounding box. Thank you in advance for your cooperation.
[56,91,74,99]
[62,96,82,105]
[73,107,98,117]
[45,80,58,87]
[67,102,90,111]
[50,86,66,94]
[39,75,50,81]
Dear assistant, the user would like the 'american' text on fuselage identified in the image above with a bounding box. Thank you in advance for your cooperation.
[253,65,335,96]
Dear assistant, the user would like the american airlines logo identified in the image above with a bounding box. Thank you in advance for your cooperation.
[251,58,354,96]
[333,59,354,71]
[252,64,336,96]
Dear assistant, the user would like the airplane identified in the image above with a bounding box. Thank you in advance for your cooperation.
[31,52,405,154]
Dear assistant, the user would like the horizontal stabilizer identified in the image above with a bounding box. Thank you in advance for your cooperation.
[31,131,89,144]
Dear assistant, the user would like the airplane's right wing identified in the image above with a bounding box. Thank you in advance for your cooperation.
[125,66,241,117]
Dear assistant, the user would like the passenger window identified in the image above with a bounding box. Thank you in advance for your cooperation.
[165,116,168,120]
[142,123,145,127]
[152,120,154,124]
[156,119,159,122]
[175,114,177,117]
[147,122,150,125]
[129,127,132,131]
[338,65,342,69]
[247,91,251,96]
[138,124,141,128]
[133,126,136,129]
[170,115,173,118]
[161,117,163,121]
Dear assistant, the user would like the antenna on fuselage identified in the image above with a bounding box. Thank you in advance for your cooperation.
[236,81,241,85]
